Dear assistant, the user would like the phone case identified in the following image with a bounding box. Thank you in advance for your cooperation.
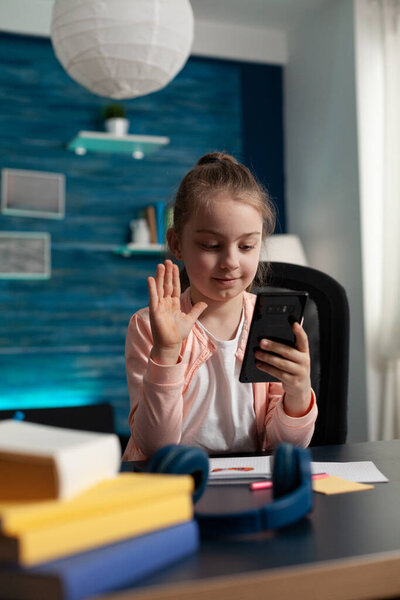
[239,291,308,384]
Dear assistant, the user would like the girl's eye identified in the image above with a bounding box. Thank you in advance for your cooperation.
[240,245,255,251]
[201,243,219,250]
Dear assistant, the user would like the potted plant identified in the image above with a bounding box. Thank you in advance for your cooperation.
[102,103,129,136]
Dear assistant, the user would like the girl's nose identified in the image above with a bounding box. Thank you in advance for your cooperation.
[220,247,240,270]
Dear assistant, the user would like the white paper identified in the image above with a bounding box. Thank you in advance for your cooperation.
[208,455,388,483]
[311,461,388,483]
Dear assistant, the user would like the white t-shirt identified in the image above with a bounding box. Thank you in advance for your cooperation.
[181,312,258,453]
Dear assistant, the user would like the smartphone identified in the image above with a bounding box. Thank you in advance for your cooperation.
[239,291,308,383]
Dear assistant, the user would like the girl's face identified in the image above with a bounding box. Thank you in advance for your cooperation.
[172,191,263,305]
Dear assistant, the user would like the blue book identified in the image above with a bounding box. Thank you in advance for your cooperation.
[0,521,199,600]
[154,201,165,244]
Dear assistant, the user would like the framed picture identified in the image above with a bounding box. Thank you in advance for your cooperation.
[0,232,51,279]
[1,168,65,219]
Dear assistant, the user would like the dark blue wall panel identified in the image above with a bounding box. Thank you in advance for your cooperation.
[241,62,286,232]
[0,33,284,435]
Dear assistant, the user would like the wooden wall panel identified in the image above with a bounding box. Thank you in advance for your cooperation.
[0,32,283,435]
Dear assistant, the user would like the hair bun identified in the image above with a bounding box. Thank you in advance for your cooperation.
[196,152,238,166]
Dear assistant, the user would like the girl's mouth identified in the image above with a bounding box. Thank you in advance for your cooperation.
[213,277,239,286]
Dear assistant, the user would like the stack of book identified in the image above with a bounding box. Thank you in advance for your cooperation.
[0,420,199,600]
[144,202,173,245]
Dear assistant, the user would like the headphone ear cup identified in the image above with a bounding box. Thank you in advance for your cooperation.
[272,443,299,499]
[146,444,209,503]
[146,444,180,475]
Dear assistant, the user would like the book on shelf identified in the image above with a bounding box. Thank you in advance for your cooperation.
[143,202,167,245]
[0,420,121,502]
[0,520,199,600]
[0,472,193,565]
[145,205,158,244]
[154,201,165,244]
[165,206,173,230]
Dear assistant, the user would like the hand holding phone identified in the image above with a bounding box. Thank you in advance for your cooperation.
[239,292,308,384]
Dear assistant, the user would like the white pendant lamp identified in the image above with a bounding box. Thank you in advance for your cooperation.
[50,0,194,100]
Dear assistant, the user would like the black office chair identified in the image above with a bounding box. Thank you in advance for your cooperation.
[253,262,349,446]
[0,403,115,434]
[0,403,132,453]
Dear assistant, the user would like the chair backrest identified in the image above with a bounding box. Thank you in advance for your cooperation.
[0,403,115,434]
[253,262,349,446]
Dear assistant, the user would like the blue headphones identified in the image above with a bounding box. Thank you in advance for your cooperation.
[146,442,313,536]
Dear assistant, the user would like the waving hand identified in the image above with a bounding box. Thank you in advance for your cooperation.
[148,260,207,365]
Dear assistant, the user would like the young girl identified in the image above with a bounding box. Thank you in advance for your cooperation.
[122,152,317,461]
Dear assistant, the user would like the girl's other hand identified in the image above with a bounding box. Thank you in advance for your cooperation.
[148,260,207,365]
[254,322,312,417]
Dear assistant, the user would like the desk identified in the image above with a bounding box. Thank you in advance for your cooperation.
[108,440,400,600]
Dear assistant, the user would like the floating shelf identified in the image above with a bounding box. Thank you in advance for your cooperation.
[68,131,170,159]
[114,243,166,257]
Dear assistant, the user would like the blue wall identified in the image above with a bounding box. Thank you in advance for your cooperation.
[0,32,284,435]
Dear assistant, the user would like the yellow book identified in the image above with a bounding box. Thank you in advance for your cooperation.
[0,472,193,534]
[0,420,121,501]
[0,490,193,565]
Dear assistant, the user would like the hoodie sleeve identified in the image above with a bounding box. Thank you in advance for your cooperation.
[263,383,318,449]
[122,309,187,460]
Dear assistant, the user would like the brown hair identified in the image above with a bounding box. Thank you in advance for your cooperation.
[169,151,276,288]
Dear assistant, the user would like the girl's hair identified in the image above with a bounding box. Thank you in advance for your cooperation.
[170,151,276,289]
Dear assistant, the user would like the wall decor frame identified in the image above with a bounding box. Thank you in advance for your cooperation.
[1,168,65,219]
[0,231,51,279]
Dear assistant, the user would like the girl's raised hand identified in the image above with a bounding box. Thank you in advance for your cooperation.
[148,260,207,365]
[254,322,312,417]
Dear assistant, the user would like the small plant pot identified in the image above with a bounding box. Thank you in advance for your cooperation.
[105,118,130,136]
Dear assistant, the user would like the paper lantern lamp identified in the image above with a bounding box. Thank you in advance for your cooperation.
[50,0,194,99]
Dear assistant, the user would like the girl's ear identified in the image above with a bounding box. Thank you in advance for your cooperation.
[166,228,183,260]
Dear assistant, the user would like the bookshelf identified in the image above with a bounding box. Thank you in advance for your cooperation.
[68,131,170,158]
[113,243,166,257]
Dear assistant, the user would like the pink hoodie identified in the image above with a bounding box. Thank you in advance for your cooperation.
[122,289,317,461]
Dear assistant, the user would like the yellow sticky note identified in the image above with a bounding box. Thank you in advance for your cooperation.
[313,476,374,495]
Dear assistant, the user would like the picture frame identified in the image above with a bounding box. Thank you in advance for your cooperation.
[1,168,65,219]
[0,231,51,279]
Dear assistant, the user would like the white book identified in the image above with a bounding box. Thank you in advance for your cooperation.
[0,420,121,501]
[209,456,271,481]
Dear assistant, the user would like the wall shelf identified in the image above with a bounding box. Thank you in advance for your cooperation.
[68,131,170,159]
[113,243,166,257]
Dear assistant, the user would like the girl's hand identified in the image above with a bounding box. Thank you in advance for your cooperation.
[148,260,207,365]
[254,322,312,417]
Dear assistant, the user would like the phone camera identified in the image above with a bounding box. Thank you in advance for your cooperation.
[266,304,295,314]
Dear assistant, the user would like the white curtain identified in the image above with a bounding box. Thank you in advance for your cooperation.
[355,0,400,439]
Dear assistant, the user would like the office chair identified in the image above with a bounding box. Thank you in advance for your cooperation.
[253,262,349,446]
[0,404,133,453]
[0,403,115,434]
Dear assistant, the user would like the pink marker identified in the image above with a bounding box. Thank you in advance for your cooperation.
[312,472,330,480]
[250,473,329,491]
[250,480,273,491]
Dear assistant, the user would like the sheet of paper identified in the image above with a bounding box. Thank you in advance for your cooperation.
[312,476,374,494]
[310,461,388,483]
[208,456,388,484]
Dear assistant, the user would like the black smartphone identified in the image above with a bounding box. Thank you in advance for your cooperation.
[239,291,308,383]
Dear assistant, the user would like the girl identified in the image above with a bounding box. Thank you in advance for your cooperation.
[122,152,317,461]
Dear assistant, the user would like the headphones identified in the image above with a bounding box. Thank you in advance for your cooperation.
[146,442,313,536]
